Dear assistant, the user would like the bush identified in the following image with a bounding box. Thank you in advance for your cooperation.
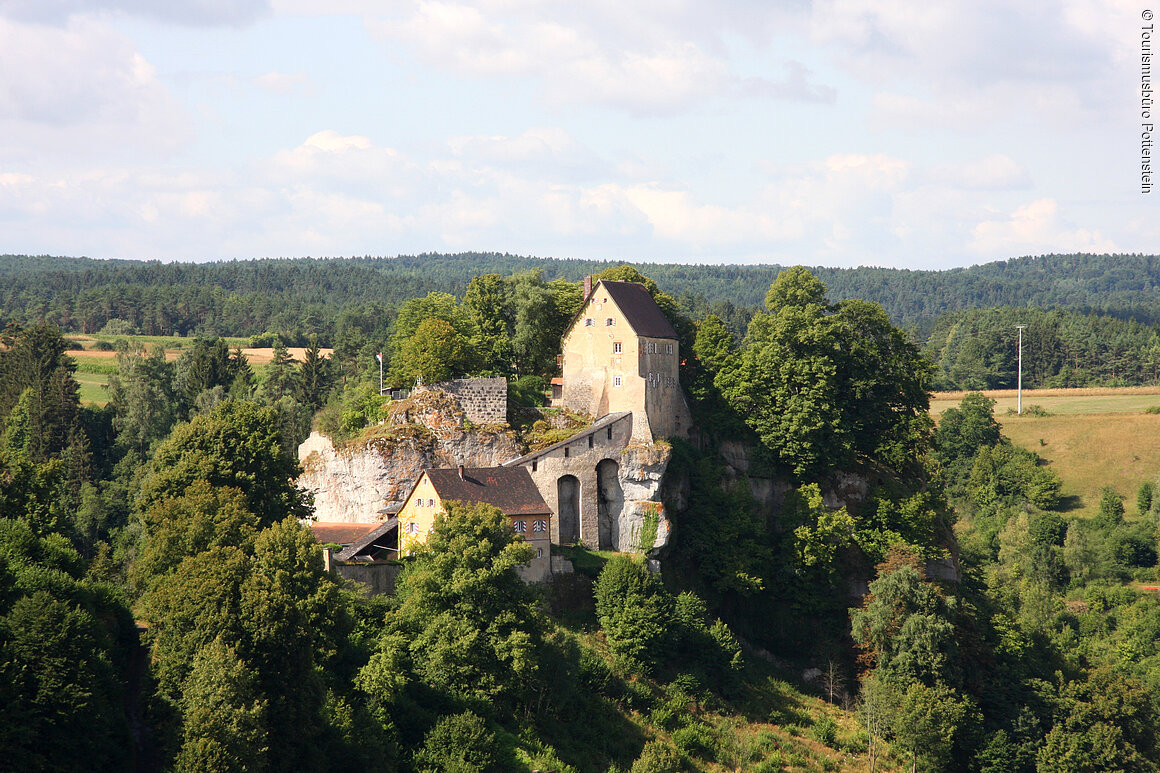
[631,741,684,773]
[671,723,718,761]
[412,711,500,773]
[508,375,548,408]
[808,715,837,746]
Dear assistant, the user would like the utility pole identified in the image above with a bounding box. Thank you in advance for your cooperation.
[1015,325,1026,415]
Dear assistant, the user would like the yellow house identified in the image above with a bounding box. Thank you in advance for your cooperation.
[559,279,691,442]
[396,465,553,582]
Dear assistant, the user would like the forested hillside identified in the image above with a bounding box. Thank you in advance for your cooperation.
[5,252,1160,345]
[4,261,1160,772]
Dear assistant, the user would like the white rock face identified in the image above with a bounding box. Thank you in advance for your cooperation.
[297,391,522,523]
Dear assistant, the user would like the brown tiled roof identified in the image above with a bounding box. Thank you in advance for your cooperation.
[425,467,552,517]
[310,522,385,546]
[336,518,398,561]
[600,280,678,339]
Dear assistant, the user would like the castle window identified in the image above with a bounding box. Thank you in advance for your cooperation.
[584,318,593,326]
[605,318,615,326]
[513,519,527,533]
[533,519,547,533]
[613,342,622,353]
[607,426,613,440]
[614,376,622,387]
[564,446,570,458]
[531,460,537,472]
[537,548,543,558]
[666,343,673,354]
[588,434,594,449]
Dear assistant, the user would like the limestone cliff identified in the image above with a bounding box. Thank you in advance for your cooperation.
[298,390,522,523]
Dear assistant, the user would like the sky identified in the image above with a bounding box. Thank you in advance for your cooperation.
[0,0,1154,269]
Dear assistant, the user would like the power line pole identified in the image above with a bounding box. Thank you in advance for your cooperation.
[1015,325,1026,415]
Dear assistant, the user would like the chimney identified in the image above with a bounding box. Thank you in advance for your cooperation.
[583,275,592,299]
[458,464,466,480]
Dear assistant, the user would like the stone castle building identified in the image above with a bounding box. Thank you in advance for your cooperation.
[558,278,692,443]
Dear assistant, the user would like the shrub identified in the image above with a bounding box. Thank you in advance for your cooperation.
[412,711,500,773]
[631,741,684,773]
[808,715,837,746]
[671,722,718,761]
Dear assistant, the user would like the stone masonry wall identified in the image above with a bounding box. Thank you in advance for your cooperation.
[422,377,508,425]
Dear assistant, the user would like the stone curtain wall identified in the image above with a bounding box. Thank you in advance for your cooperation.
[430,377,508,424]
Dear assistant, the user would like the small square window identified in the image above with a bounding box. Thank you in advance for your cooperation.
[614,376,622,387]
[613,342,622,353]
[537,548,543,558]
[533,519,547,533]
[405,522,418,534]
[606,318,615,326]
[666,343,673,354]
[584,318,593,327]
[513,519,527,533]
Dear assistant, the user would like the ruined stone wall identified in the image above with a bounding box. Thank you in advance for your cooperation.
[423,377,508,425]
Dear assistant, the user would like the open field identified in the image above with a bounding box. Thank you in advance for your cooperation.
[65,336,333,406]
[933,388,1160,519]
[930,387,1160,416]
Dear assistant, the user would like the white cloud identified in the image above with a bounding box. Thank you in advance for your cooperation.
[361,1,832,114]
[0,17,189,157]
[970,198,1118,258]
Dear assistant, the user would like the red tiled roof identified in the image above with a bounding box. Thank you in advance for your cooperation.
[600,280,678,339]
[424,467,552,517]
[309,522,385,546]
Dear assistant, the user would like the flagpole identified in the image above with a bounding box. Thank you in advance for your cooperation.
[377,352,383,395]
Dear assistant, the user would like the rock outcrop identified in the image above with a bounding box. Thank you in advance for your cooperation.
[298,390,522,523]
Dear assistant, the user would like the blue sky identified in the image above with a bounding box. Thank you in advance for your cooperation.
[0,0,1151,268]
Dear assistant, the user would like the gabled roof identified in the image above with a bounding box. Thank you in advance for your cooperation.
[422,467,552,517]
[564,279,679,341]
[600,280,678,339]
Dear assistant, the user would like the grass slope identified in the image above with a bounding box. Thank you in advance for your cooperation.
[933,388,1160,519]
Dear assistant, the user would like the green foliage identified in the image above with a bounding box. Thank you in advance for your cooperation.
[0,324,81,464]
[593,556,672,671]
[630,740,685,773]
[173,638,270,773]
[395,317,471,386]
[0,518,134,771]
[413,711,501,773]
[716,267,930,478]
[1094,487,1125,529]
[851,556,958,689]
[967,442,1063,514]
[139,400,310,527]
[691,314,734,373]
[934,392,1001,466]
[359,500,542,706]
[891,681,978,773]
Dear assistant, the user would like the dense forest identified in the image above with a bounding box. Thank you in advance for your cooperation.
[3,258,1160,771]
[6,251,1160,390]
